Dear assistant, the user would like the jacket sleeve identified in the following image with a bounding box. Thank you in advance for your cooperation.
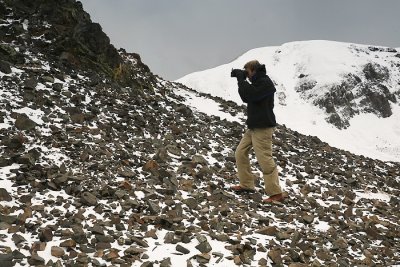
[238,79,276,103]
[238,84,248,103]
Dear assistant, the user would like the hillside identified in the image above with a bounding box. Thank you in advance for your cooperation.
[177,40,400,162]
[0,1,399,267]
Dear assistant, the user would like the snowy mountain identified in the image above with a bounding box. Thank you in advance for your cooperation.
[0,1,399,267]
[177,40,400,162]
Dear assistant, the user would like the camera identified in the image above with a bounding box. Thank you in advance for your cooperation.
[231,68,247,78]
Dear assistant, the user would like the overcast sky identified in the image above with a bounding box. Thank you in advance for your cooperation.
[80,0,400,80]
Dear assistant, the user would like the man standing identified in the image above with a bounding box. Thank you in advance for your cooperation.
[230,60,285,203]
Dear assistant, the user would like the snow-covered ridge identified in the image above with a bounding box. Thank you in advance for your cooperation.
[176,40,400,162]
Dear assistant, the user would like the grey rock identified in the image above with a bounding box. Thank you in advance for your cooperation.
[131,236,149,247]
[164,232,175,244]
[24,78,37,89]
[176,244,190,254]
[159,257,171,267]
[0,253,14,267]
[0,188,12,201]
[28,254,45,265]
[195,241,212,253]
[0,214,18,224]
[90,224,104,235]
[41,75,54,83]
[302,214,315,224]
[268,249,282,265]
[147,200,160,215]
[183,198,198,210]
[195,253,210,264]
[12,233,25,245]
[124,246,147,255]
[0,60,12,74]
[52,83,63,91]
[81,191,97,206]
[15,114,37,131]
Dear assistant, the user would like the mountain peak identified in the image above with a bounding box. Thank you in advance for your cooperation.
[177,40,400,161]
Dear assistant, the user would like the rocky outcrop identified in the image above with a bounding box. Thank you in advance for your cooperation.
[297,62,398,129]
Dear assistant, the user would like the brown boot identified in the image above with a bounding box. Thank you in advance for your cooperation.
[263,192,286,203]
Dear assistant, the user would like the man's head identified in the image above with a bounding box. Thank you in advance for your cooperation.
[244,60,261,79]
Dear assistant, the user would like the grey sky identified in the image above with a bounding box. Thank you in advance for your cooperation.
[80,0,400,80]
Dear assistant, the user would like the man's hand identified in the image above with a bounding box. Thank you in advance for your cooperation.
[231,69,247,81]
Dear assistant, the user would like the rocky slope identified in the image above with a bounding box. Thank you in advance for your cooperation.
[177,41,400,162]
[0,1,399,267]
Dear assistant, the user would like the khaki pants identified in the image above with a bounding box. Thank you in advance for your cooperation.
[235,127,282,196]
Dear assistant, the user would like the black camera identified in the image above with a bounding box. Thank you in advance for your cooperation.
[230,68,247,78]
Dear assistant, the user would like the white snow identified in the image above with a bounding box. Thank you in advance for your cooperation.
[13,107,45,125]
[354,190,391,202]
[174,88,243,123]
[22,19,29,31]
[0,164,20,194]
[177,40,400,162]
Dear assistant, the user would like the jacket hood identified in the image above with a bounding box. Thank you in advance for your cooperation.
[251,64,266,82]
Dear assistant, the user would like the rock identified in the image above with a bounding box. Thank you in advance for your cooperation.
[146,200,160,215]
[90,224,104,235]
[70,113,85,124]
[195,241,212,253]
[15,114,37,131]
[316,248,332,261]
[183,198,198,210]
[81,191,97,206]
[140,262,153,267]
[143,160,159,172]
[268,249,282,265]
[51,246,65,257]
[52,83,63,91]
[302,214,315,224]
[12,234,25,245]
[159,257,171,267]
[41,75,55,83]
[0,60,12,74]
[117,168,135,178]
[2,135,24,149]
[195,253,210,264]
[192,155,208,166]
[258,258,268,266]
[176,244,190,254]
[0,156,10,167]
[276,231,290,240]
[233,255,242,265]
[164,232,175,244]
[333,237,348,250]
[0,253,13,267]
[256,226,278,236]
[0,214,18,225]
[12,250,25,260]
[31,242,46,252]
[16,153,36,166]
[124,246,146,255]
[0,188,12,201]
[28,254,45,265]
[131,236,149,248]
[104,249,119,261]
[59,239,76,248]
[24,78,37,89]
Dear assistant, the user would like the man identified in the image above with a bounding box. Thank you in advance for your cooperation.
[230,60,285,203]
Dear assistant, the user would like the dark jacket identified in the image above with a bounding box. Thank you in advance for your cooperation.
[238,64,277,129]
